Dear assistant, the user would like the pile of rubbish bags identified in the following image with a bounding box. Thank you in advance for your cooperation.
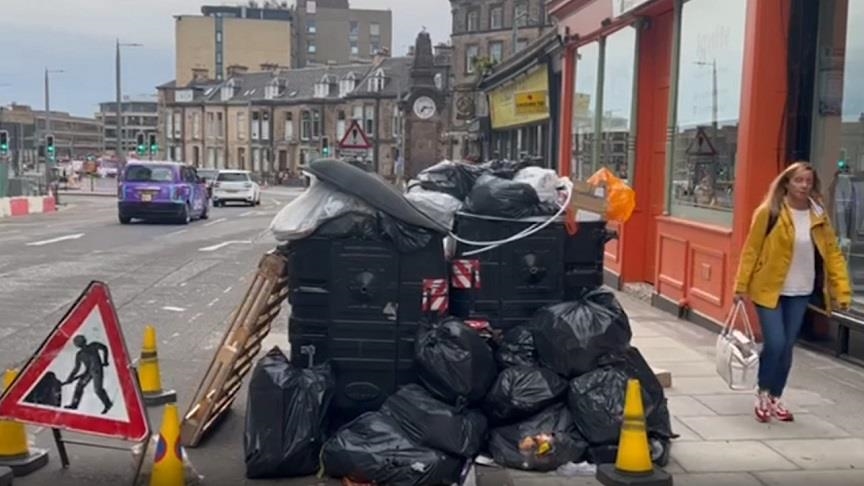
[244,288,676,484]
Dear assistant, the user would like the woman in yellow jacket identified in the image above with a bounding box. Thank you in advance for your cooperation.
[734,161,850,423]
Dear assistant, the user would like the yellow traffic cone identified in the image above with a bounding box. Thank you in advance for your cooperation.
[0,369,49,476]
[149,404,185,486]
[596,379,672,486]
[138,326,177,406]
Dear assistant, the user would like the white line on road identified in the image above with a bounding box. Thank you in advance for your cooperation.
[270,198,281,206]
[199,240,252,252]
[26,233,85,247]
[207,297,220,307]
[188,312,203,323]
[239,210,255,217]
[223,286,233,294]
[166,229,189,237]
[161,306,186,313]
[204,217,228,227]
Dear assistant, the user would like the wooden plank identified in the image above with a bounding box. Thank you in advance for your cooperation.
[180,251,289,447]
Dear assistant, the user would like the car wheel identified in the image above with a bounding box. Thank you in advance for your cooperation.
[179,203,191,225]
[119,214,131,225]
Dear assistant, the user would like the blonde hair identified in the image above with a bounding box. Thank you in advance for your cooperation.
[760,161,823,217]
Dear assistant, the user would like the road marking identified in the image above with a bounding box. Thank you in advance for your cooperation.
[239,210,255,217]
[223,286,233,294]
[166,229,189,237]
[204,217,228,227]
[188,312,203,323]
[207,297,220,307]
[26,233,85,247]
[270,198,281,206]
[161,306,186,313]
[199,240,252,252]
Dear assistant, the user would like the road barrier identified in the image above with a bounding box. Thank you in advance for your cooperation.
[596,378,672,486]
[137,325,177,406]
[0,369,49,476]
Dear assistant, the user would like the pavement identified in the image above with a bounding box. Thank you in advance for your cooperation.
[2,195,864,485]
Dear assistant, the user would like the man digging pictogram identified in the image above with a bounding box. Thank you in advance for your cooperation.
[62,335,114,414]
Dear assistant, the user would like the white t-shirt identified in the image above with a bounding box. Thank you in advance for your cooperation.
[781,208,816,296]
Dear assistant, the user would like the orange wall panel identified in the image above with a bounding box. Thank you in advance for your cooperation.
[656,231,688,301]
[604,221,623,274]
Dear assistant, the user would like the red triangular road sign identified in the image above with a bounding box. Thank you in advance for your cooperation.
[0,281,150,442]
[685,126,718,156]
[338,120,372,150]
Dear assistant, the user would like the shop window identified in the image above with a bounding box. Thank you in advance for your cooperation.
[601,26,637,183]
[572,42,599,180]
[669,0,747,225]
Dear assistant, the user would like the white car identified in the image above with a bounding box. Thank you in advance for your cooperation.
[212,170,261,207]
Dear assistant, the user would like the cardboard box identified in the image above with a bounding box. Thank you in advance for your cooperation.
[570,180,607,221]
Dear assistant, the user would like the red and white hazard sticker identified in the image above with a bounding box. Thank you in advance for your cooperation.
[422,278,449,314]
[451,259,482,289]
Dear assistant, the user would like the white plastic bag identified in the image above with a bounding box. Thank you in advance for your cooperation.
[513,167,561,204]
[406,186,464,230]
[715,301,759,391]
[269,176,374,242]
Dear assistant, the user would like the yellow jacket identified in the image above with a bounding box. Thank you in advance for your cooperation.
[734,202,851,312]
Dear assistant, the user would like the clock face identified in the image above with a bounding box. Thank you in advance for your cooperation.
[413,96,437,120]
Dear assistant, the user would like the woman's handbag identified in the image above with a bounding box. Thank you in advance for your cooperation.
[716,300,759,390]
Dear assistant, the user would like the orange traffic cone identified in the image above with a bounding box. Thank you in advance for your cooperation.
[137,326,177,406]
[149,404,185,486]
[596,379,672,486]
[0,369,49,476]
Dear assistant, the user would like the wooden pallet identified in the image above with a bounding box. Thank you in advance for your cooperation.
[180,251,289,447]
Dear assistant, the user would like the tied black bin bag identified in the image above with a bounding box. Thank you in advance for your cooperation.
[322,411,463,486]
[567,347,675,448]
[464,175,559,219]
[415,317,497,406]
[488,403,588,472]
[415,160,486,200]
[380,384,488,458]
[244,347,334,479]
[495,326,537,369]
[532,289,633,378]
[484,366,568,424]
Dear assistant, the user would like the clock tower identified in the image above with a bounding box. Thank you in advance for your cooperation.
[402,30,449,179]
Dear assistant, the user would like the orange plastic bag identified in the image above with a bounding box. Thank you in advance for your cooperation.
[587,168,636,223]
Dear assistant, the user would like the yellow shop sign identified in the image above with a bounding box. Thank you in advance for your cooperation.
[489,68,549,129]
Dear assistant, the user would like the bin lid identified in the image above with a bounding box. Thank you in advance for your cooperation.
[306,159,448,233]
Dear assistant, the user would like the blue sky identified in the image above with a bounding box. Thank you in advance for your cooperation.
[0,0,451,117]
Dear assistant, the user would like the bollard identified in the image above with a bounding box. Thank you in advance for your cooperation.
[596,379,672,486]
[137,326,177,406]
[149,404,185,486]
[0,369,49,476]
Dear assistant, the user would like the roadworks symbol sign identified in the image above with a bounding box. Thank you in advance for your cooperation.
[339,120,372,150]
[0,281,150,442]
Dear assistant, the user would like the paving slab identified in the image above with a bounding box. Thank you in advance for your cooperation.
[639,346,707,362]
[671,416,704,441]
[648,360,717,377]
[666,472,763,486]
[764,438,864,469]
[505,470,600,486]
[679,414,851,441]
[666,376,749,396]
[630,336,686,348]
[694,393,816,415]
[667,395,717,417]
[670,440,798,472]
[756,469,864,485]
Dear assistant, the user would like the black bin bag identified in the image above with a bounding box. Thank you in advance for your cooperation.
[484,366,567,424]
[415,317,497,406]
[464,175,557,219]
[322,411,463,486]
[414,160,485,200]
[567,346,675,447]
[488,403,588,472]
[244,347,334,479]
[532,289,632,378]
[495,326,537,369]
[380,384,488,458]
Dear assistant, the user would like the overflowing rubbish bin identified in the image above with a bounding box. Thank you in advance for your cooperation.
[245,157,673,484]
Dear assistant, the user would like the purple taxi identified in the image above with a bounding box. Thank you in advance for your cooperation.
[117,161,210,225]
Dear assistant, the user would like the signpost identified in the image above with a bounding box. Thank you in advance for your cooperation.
[0,281,150,475]
[338,120,372,160]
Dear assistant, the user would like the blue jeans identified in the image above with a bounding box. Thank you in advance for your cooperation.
[755,295,811,397]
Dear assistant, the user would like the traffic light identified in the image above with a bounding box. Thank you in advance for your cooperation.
[148,134,159,155]
[321,137,330,157]
[0,130,8,156]
[45,134,55,161]
[136,132,146,155]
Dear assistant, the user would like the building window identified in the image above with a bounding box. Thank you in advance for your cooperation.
[252,148,261,172]
[364,105,375,138]
[206,112,215,137]
[301,111,311,140]
[368,69,385,92]
[489,42,504,63]
[238,112,248,140]
[262,111,270,141]
[307,20,316,34]
[172,112,182,138]
[350,21,359,38]
[207,147,216,167]
[237,147,246,170]
[600,26,637,183]
[251,112,260,140]
[217,112,224,138]
[337,110,347,140]
[312,110,322,138]
[308,43,317,54]
[284,112,294,140]
[466,45,479,74]
[515,1,529,27]
[307,0,316,14]
[490,6,504,30]
[370,23,380,36]
[352,105,363,121]
[670,0,746,225]
[392,105,401,138]
[572,42,599,180]
[192,112,201,139]
[351,41,359,56]
[467,10,479,32]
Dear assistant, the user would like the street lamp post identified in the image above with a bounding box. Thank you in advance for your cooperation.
[44,68,64,199]
[116,39,143,166]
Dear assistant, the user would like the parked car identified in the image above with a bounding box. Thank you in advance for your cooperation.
[197,168,219,198]
[212,170,261,207]
[117,161,210,224]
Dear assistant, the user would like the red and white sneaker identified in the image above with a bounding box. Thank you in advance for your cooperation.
[754,391,771,423]
[771,397,794,422]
